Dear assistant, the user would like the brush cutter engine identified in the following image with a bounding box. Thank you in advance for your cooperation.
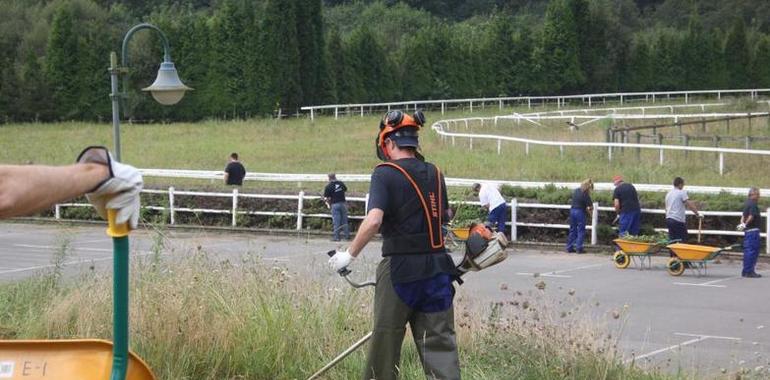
[457,223,509,272]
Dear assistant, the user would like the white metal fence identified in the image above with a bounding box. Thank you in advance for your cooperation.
[52,188,769,254]
[431,113,770,176]
[300,88,770,120]
[517,102,732,116]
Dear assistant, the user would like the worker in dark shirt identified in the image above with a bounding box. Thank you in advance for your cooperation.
[324,173,350,241]
[224,152,246,186]
[328,110,460,380]
[566,179,593,253]
[612,175,641,236]
[737,187,763,278]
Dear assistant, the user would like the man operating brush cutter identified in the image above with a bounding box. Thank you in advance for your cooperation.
[327,110,508,380]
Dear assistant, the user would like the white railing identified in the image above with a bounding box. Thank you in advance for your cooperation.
[495,112,769,128]
[431,114,770,176]
[519,102,731,116]
[52,190,769,254]
[300,88,770,120]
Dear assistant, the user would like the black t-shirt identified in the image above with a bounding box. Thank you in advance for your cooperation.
[225,161,246,186]
[613,182,641,213]
[323,180,347,204]
[571,188,593,210]
[743,200,762,230]
[368,158,455,283]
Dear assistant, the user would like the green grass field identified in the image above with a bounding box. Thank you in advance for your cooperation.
[2,99,768,193]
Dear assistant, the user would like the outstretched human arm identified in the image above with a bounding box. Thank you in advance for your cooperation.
[1,146,143,229]
[0,164,108,219]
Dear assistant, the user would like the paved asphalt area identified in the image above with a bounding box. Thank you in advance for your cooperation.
[1,222,769,378]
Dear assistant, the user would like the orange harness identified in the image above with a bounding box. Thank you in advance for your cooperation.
[377,161,445,254]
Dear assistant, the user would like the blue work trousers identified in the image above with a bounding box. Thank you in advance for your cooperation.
[566,208,587,252]
[666,218,688,243]
[743,229,760,275]
[331,202,350,240]
[618,210,641,236]
[488,203,507,235]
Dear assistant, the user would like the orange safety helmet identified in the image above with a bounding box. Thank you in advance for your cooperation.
[375,110,426,161]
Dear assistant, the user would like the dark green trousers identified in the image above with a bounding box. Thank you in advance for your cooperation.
[363,257,460,380]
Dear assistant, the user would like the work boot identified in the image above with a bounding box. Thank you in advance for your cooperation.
[742,272,762,278]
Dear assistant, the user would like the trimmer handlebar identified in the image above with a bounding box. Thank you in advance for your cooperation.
[326,250,375,288]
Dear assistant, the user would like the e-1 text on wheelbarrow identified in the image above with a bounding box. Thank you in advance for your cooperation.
[612,238,679,270]
[665,243,739,276]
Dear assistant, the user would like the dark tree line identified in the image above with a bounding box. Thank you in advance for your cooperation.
[1,0,770,122]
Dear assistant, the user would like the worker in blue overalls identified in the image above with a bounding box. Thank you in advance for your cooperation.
[737,187,763,278]
[566,178,594,253]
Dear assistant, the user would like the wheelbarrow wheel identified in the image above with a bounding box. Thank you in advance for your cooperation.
[613,251,630,269]
[667,258,685,276]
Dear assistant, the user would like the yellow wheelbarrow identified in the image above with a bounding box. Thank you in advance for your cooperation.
[612,238,676,270]
[0,211,155,380]
[665,243,738,276]
[443,225,470,253]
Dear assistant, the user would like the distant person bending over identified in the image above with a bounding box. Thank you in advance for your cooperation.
[472,182,507,236]
[324,173,350,241]
[0,146,143,228]
[612,175,641,236]
[665,177,700,244]
[224,152,246,186]
[737,187,763,278]
[566,179,593,254]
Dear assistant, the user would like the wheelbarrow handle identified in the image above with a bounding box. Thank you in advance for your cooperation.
[697,217,703,243]
[106,209,130,238]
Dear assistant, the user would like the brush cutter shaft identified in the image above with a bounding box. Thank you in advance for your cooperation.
[309,250,376,379]
[306,332,373,380]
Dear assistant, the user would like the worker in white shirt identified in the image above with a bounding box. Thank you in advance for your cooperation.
[472,182,507,236]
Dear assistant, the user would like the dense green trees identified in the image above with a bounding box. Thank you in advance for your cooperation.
[2,0,770,122]
[45,4,81,119]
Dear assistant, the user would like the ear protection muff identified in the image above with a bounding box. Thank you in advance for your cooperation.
[413,110,425,126]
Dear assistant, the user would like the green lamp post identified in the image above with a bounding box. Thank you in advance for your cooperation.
[109,23,192,162]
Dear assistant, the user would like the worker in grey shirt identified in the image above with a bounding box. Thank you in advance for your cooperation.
[665,177,700,244]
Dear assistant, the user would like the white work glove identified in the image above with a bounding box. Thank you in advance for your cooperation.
[736,223,746,231]
[76,146,143,229]
[328,249,353,271]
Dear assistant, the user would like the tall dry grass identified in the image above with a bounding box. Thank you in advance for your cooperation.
[0,236,678,379]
